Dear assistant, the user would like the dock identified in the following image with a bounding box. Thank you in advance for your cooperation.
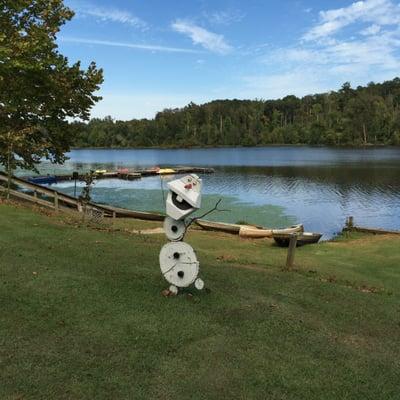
[23,166,214,184]
[344,216,400,236]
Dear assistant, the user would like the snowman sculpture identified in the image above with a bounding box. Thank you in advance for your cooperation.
[159,174,204,294]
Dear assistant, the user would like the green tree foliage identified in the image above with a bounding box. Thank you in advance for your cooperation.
[79,171,95,203]
[0,0,103,195]
[73,79,400,148]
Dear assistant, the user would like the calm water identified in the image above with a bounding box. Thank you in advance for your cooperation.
[39,147,400,239]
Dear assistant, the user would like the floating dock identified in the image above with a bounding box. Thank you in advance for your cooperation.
[24,166,214,184]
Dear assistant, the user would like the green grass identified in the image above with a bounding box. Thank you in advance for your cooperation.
[1,203,400,399]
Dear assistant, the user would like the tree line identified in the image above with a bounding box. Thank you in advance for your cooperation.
[72,78,400,148]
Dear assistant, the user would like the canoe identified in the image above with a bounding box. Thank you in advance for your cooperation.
[195,219,244,234]
[95,169,107,174]
[273,232,322,247]
[239,224,304,239]
[158,168,176,175]
[27,175,57,185]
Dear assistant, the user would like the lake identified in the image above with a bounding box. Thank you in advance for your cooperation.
[40,146,400,239]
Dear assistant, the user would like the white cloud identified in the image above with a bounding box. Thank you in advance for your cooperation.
[59,37,202,54]
[269,33,400,70]
[304,0,400,41]
[269,48,326,64]
[91,93,209,120]
[245,0,400,100]
[72,2,148,30]
[205,10,245,25]
[326,34,400,68]
[171,20,233,54]
[360,24,381,35]
[243,69,329,99]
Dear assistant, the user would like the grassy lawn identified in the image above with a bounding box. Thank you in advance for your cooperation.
[1,202,399,399]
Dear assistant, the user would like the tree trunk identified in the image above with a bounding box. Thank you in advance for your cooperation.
[363,123,367,145]
[6,133,12,200]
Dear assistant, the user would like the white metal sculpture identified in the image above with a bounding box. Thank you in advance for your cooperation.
[159,174,204,294]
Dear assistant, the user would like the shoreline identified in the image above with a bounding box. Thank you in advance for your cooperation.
[70,143,400,151]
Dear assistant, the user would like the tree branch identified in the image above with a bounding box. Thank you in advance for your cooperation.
[185,198,230,228]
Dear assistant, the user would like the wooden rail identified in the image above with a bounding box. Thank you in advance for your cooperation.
[0,172,80,206]
[0,186,56,209]
[344,216,400,235]
[0,172,112,214]
[347,226,400,235]
[0,172,165,221]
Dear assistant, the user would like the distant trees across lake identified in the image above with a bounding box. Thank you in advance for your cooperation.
[72,78,400,148]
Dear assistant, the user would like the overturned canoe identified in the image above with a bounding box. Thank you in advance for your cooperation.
[195,219,244,234]
[239,224,304,239]
[273,232,322,247]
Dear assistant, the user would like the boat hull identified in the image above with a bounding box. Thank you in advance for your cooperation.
[195,219,243,234]
[273,232,322,247]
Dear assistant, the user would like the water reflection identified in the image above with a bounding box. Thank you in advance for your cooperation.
[64,146,400,167]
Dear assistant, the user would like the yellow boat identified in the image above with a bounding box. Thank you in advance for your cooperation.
[95,169,107,174]
[157,168,176,175]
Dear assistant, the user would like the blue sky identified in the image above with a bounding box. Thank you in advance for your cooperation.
[58,0,400,120]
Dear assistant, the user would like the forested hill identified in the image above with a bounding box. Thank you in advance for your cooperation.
[72,78,400,148]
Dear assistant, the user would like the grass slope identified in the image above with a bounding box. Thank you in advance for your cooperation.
[1,203,399,399]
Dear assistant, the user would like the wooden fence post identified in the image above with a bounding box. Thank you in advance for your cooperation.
[285,233,298,270]
[349,216,354,227]
[54,192,59,211]
[347,216,354,229]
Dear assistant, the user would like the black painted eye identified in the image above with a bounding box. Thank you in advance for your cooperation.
[171,225,178,233]
[173,252,180,259]
[177,271,184,278]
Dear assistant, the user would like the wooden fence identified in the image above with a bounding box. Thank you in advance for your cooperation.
[0,172,165,221]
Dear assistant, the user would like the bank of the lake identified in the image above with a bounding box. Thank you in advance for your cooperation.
[36,146,400,239]
[71,143,400,150]
[1,202,399,399]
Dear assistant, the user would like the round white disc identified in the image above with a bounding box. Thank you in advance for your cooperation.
[194,278,204,290]
[169,285,178,295]
[159,242,199,288]
[163,217,186,241]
